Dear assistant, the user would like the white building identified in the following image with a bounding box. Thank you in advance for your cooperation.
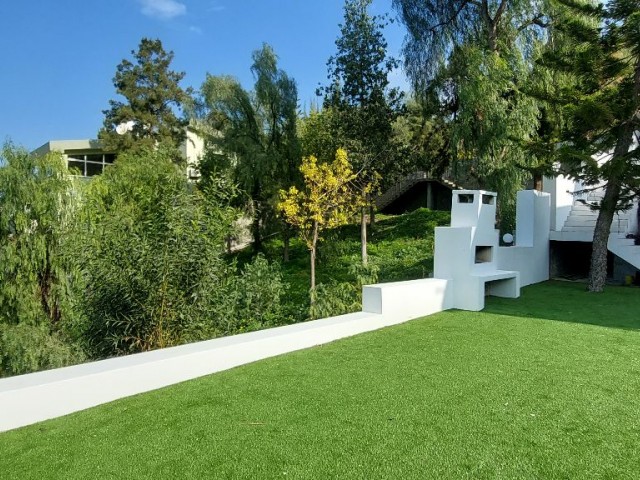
[32,128,205,180]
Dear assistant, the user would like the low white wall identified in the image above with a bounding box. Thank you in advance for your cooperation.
[543,175,575,232]
[0,189,557,434]
[0,277,457,433]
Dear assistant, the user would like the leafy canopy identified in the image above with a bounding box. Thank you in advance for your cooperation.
[0,143,84,376]
[99,38,192,159]
[71,147,239,356]
[319,0,402,172]
[198,43,300,249]
[278,149,365,248]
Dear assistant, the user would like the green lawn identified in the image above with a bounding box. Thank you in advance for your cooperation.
[2,281,640,479]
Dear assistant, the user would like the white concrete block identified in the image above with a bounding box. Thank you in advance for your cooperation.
[497,190,550,286]
[363,278,452,320]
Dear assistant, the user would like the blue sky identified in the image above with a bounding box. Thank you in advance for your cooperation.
[0,0,408,151]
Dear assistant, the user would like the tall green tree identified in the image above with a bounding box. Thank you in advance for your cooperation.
[318,0,402,264]
[0,143,84,375]
[394,0,550,231]
[99,38,192,160]
[388,98,450,183]
[540,0,640,292]
[198,44,300,253]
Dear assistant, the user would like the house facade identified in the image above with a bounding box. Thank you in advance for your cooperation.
[33,129,205,180]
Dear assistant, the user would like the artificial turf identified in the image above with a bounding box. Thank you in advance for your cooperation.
[1,281,639,479]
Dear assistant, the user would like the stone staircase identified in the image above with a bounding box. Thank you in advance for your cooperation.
[561,191,630,234]
[558,189,640,270]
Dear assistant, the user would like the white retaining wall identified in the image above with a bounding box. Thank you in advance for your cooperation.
[0,279,454,433]
[543,175,575,232]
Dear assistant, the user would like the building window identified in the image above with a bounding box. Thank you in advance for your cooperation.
[66,152,116,177]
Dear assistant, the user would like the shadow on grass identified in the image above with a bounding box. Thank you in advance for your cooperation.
[484,280,640,331]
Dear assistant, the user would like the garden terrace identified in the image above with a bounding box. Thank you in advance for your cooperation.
[1,281,639,478]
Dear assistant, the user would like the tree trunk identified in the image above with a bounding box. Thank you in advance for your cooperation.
[310,220,319,293]
[588,135,632,292]
[283,233,290,263]
[588,178,620,292]
[251,210,262,252]
[361,207,368,266]
[533,173,543,192]
[589,54,640,292]
[38,248,60,324]
[481,0,503,53]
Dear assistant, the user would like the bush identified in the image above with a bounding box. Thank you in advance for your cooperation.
[0,143,84,376]
[309,282,360,319]
[0,324,85,377]
[71,148,239,356]
[234,255,286,328]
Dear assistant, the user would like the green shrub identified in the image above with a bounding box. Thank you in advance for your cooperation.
[234,255,286,328]
[0,324,85,377]
[0,143,85,376]
[71,148,239,357]
[309,282,360,319]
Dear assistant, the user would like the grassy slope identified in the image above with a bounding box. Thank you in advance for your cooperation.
[255,208,451,320]
[2,281,640,479]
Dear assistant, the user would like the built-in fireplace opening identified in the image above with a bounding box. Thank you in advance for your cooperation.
[475,245,493,263]
[482,194,495,205]
[458,193,474,203]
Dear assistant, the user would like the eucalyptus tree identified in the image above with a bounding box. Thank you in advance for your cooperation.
[538,0,640,292]
[393,0,551,231]
[99,38,192,160]
[198,44,300,253]
[318,0,403,264]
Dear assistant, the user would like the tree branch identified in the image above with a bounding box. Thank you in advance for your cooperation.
[427,0,473,34]
[517,14,549,33]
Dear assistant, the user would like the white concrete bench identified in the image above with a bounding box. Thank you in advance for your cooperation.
[473,269,520,298]
[453,269,520,311]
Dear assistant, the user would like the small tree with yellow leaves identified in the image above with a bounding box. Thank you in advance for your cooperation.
[278,149,365,296]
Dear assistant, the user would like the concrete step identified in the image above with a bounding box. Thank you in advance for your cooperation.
[564,217,598,228]
[566,217,632,230]
[562,225,598,231]
[614,246,640,253]
[568,212,598,217]
[570,204,598,212]
[587,193,605,201]
[613,238,637,246]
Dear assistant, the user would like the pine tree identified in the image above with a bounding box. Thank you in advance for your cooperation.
[99,38,192,160]
[540,0,640,291]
